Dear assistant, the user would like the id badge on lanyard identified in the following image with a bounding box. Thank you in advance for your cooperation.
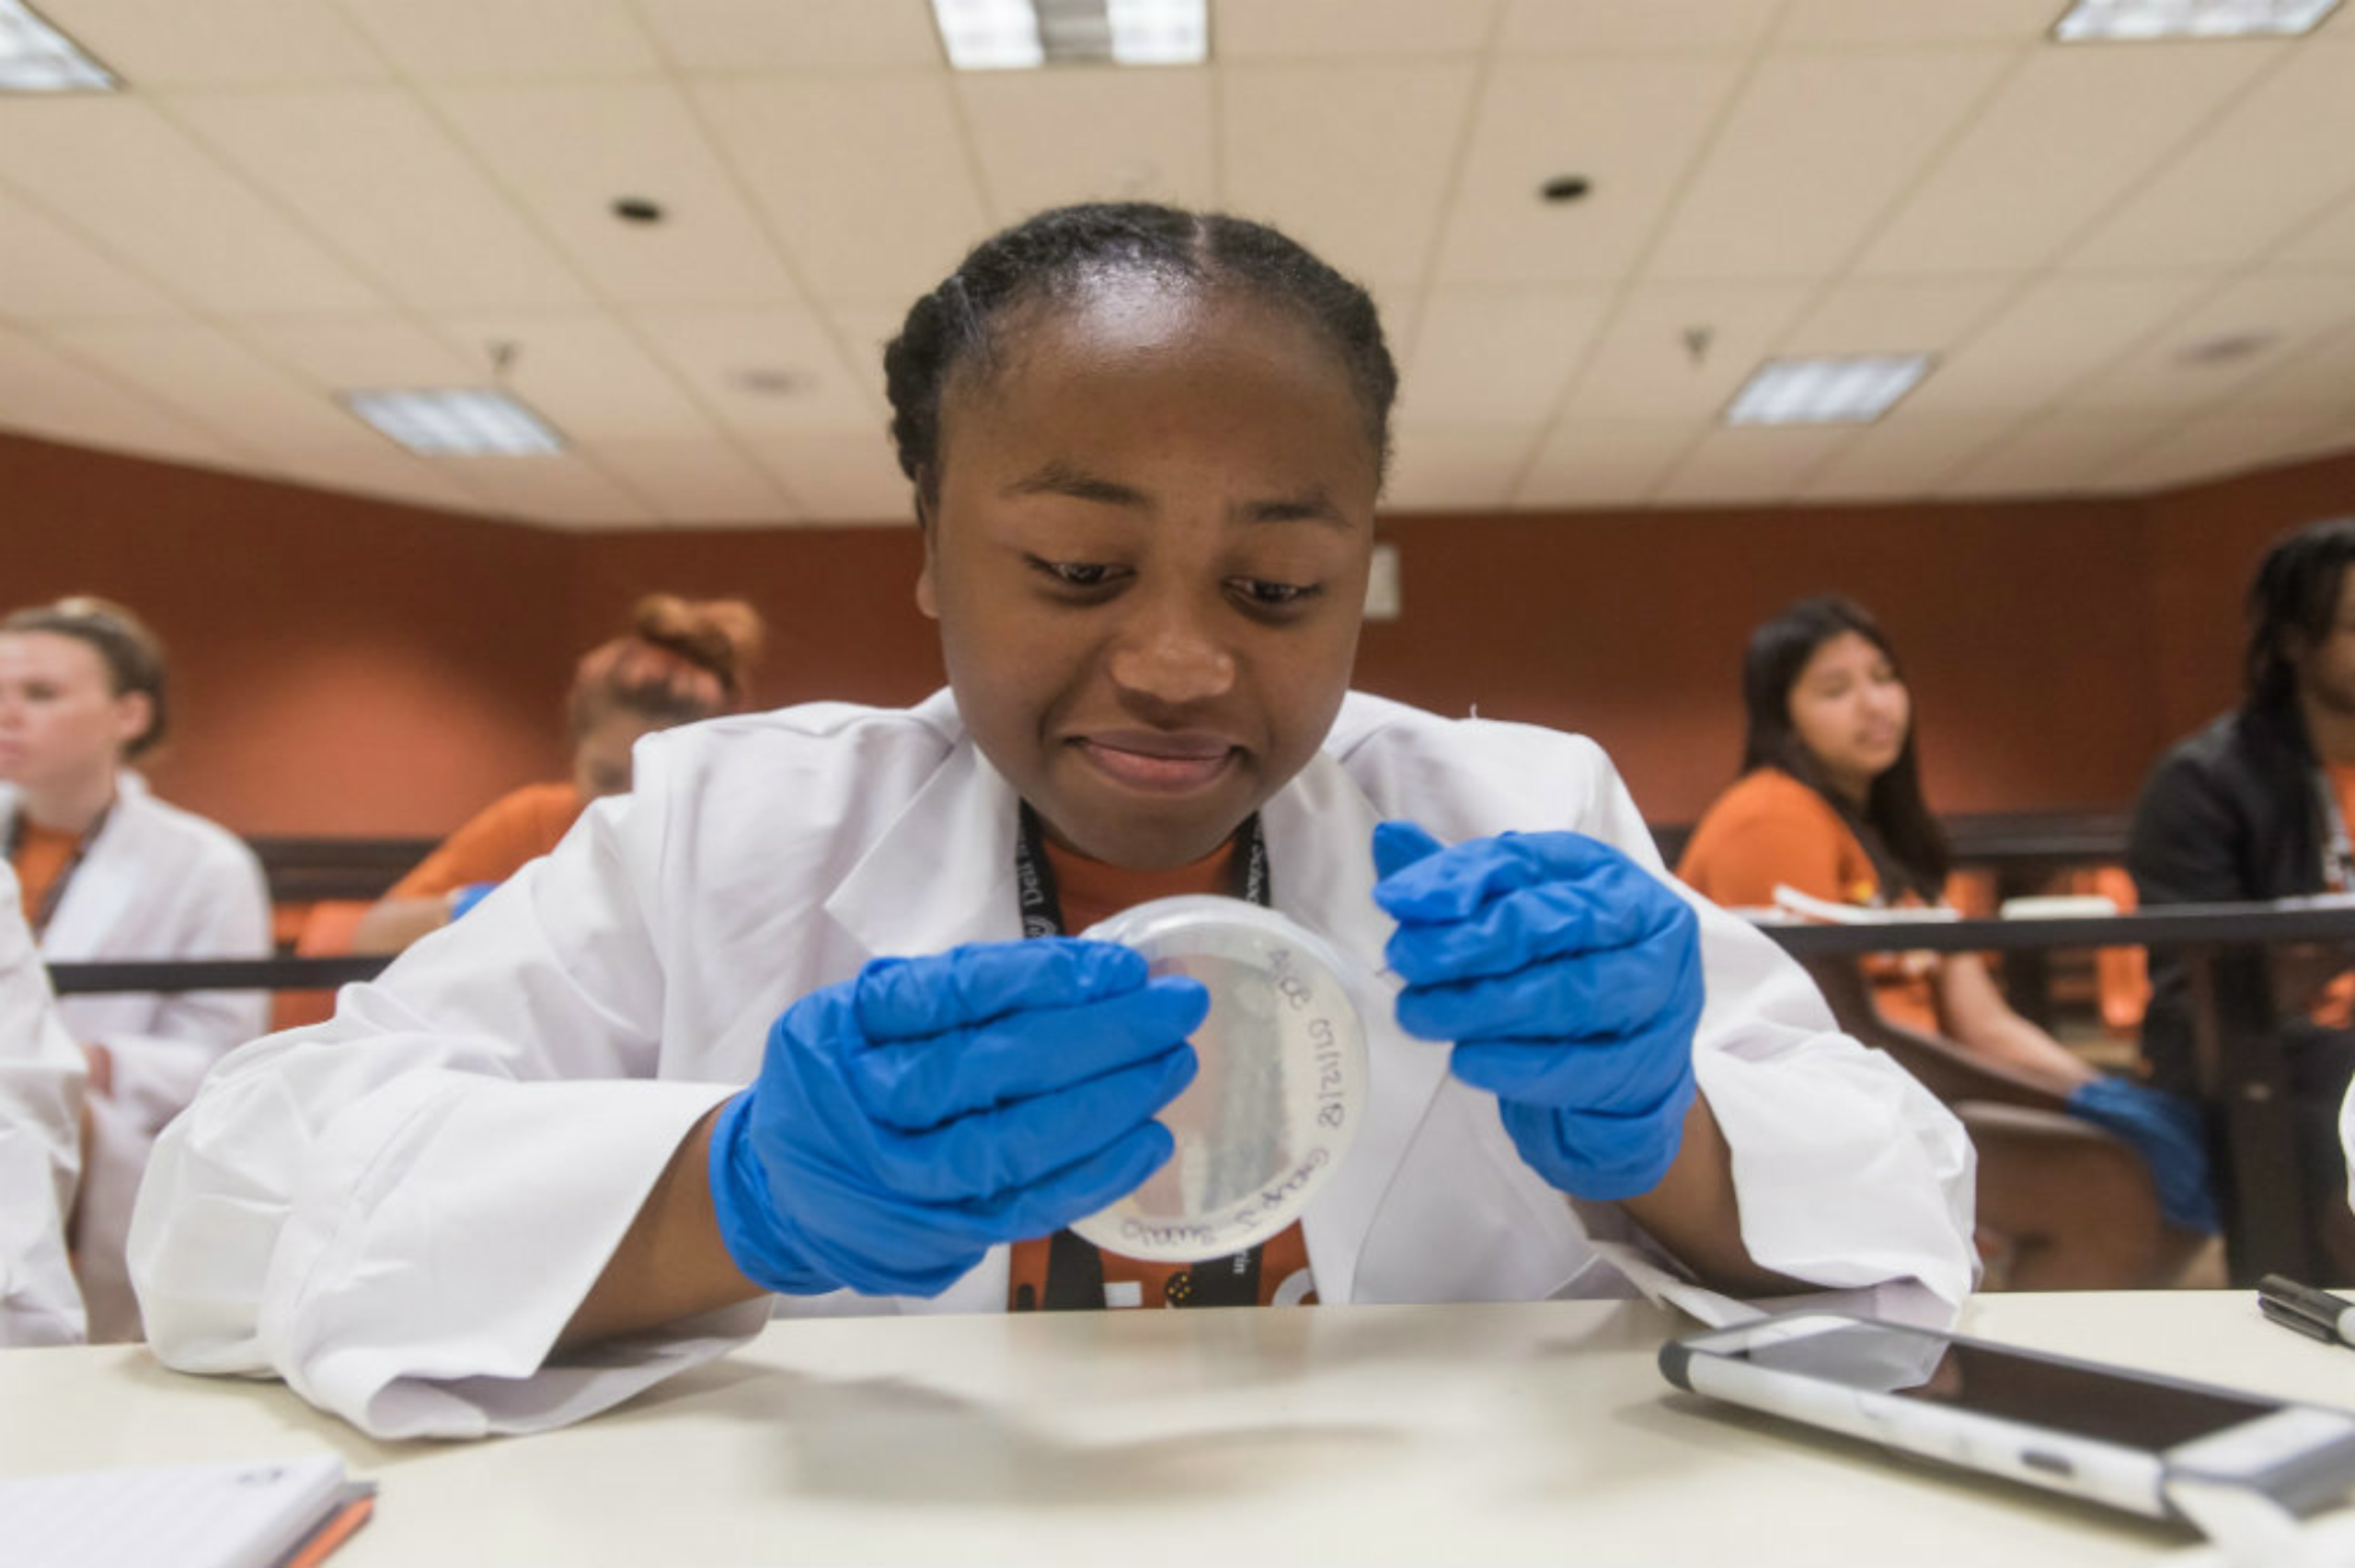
[2315,768,2355,893]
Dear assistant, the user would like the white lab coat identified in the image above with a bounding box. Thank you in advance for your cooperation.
[0,862,86,1345]
[3,775,271,1341]
[132,692,1975,1438]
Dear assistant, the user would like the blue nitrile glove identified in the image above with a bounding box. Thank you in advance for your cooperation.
[1372,820,1704,1201]
[2062,1075,2220,1234]
[709,938,1207,1298]
[446,881,498,921]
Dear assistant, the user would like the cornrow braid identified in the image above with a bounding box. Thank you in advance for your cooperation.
[883,202,1397,513]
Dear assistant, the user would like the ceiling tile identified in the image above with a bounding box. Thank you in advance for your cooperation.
[694,74,989,305]
[587,438,795,525]
[1939,408,2185,497]
[229,315,486,389]
[1648,50,2013,280]
[629,306,882,432]
[336,0,662,78]
[1775,0,2081,43]
[2231,321,2355,411]
[636,0,943,69]
[1797,410,2020,501]
[0,325,248,469]
[1497,0,1782,52]
[1430,58,1746,286]
[430,81,798,307]
[1516,419,1700,508]
[167,87,594,312]
[0,186,179,321]
[427,452,654,528]
[1381,426,1539,513]
[2068,43,2355,272]
[1857,43,2281,277]
[2068,270,2355,409]
[2280,189,2355,265]
[1220,63,1480,286]
[1777,279,2015,356]
[2093,407,2352,494]
[258,443,493,515]
[46,320,387,450]
[1898,274,2216,416]
[1564,281,1814,419]
[35,0,388,84]
[957,68,1215,225]
[1654,425,1854,506]
[0,97,385,314]
[1213,0,1496,58]
[428,313,718,442]
[1402,288,1613,425]
[754,426,917,524]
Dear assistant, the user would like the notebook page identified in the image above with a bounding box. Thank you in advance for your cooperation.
[0,1455,346,1568]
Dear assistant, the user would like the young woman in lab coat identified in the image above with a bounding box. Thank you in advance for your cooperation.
[0,598,271,1342]
[132,204,1974,1439]
[0,861,86,1345]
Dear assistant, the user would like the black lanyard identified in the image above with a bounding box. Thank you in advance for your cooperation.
[6,801,110,940]
[1011,802,1272,1311]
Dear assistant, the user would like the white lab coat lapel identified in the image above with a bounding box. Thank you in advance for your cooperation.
[1261,752,1452,1306]
[6,777,147,964]
[821,731,1025,1316]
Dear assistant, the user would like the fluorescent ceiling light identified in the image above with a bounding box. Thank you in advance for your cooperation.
[931,0,1206,70]
[341,389,565,457]
[2052,0,2341,40]
[1724,356,1935,427]
[0,1,117,91]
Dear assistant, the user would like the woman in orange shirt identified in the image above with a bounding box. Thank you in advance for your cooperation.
[1678,596,2216,1273]
[353,594,763,954]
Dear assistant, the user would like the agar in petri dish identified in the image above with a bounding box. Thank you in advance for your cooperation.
[1072,895,1370,1264]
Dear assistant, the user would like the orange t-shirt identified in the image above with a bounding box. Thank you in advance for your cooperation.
[10,818,83,933]
[386,781,587,900]
[1004,829,1318,1312]
[2311,763,2355,1029]
[1675,768,1942,1036]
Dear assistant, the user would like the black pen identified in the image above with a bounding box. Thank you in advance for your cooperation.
[2257,1274,2355,1349]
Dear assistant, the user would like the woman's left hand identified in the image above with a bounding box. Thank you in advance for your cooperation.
[1372,820,1703,1200]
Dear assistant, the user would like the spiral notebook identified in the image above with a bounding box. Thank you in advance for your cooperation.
[0,1455,374,1568]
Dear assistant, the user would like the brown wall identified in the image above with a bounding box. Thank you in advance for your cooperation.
[5,429,2350,837]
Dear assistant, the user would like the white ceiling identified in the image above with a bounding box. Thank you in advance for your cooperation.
[2,0,2352,529]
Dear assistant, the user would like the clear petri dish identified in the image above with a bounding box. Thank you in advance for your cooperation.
[1072,895,1371,1264]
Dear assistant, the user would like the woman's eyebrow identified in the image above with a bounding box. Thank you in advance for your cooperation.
[1002,462,1354,532]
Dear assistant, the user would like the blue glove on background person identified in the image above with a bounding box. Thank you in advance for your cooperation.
[709,939,1207,1298]
[1372,820,1704,1201]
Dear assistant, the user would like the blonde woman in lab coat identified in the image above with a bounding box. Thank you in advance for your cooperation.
[0,598,270,1341]
[132,204,1976,1439]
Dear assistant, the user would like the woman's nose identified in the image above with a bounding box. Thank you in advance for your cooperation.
[1105,596,1236,709]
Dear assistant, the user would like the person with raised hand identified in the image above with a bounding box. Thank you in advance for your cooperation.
[132,203,1972,1439]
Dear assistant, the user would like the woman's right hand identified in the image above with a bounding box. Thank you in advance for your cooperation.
[708,939,1204,1298]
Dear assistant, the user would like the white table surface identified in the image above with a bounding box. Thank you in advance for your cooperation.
[5,1292,2350,1566]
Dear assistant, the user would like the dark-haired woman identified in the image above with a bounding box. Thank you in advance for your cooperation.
[1679,596,2215,1283]
[134,205,1971,1439]
[350,593,764,955]
[0,597,270,1341]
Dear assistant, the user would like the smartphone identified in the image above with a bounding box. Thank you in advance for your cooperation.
[1660,1312,2355,1519]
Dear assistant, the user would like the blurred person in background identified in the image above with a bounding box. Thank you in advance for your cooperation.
[0,860,86,1346]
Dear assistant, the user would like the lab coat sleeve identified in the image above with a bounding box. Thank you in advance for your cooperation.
[1580,757,1979,1327]
[0,865,86,1346]
[130,793,767,1439]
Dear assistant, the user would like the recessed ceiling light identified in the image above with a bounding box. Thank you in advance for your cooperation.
[611,196,665,224]
[729,367,808,397]
[340,389,566,456]
[1539,175,1593,205]
[929,0,1207,70]
[2051,0,2341,41]
[0,0,117,92]
[2176,330,2280,366]
[1724,355,1935,426]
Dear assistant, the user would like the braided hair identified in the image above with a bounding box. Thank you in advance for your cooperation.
[883,202,1398,513]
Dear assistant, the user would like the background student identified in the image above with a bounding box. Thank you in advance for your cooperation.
[132,202,1972,1440]
[351,593,764,953]
[0,862,86,1346]
[0,597,270,1341]
[1677,595,2214,1284]
[2132,517,2355,1281]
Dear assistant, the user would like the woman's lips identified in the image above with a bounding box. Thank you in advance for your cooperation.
[1073,735,1238,793]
